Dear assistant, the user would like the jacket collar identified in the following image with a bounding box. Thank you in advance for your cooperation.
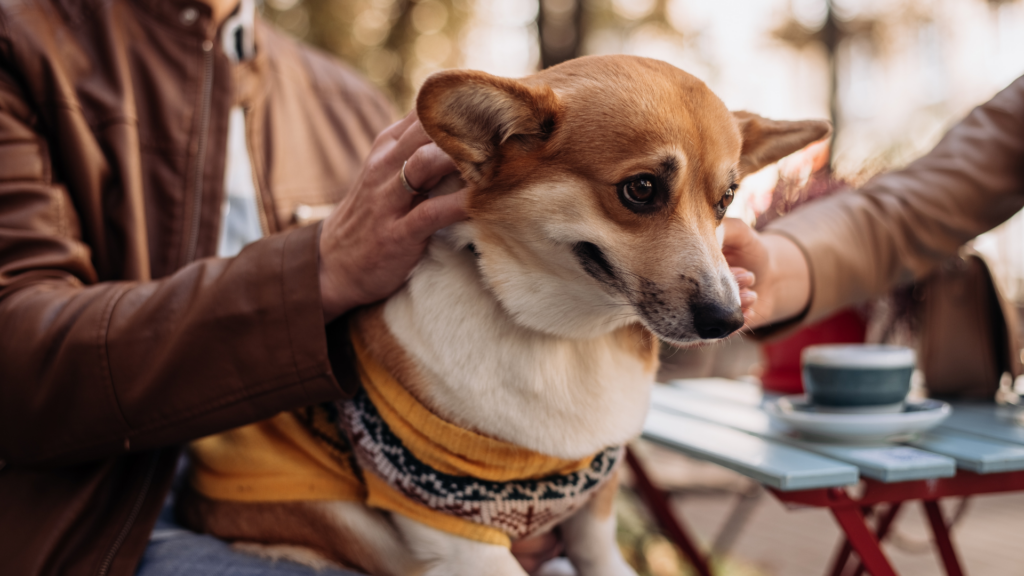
[134,0,219,38]
[133,0,257,54]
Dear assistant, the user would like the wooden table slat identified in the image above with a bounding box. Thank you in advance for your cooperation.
[642,410,859,491]
[666,378,762,405]
[663,381,1024,475]
[909,428,1024,474]
[938,404,1024,445]
[651,386,956,483]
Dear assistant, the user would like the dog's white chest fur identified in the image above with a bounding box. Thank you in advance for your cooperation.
[382,235,656,461]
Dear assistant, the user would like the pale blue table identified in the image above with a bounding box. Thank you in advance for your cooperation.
[632,378,1024,576]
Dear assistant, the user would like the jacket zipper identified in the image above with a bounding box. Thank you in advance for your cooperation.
[97,36,213,576]
[96,451,160,576]
[185,40,216,264]
[244,107,270,237]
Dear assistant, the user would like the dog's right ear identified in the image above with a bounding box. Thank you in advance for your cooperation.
[417,70,559,185]
[733,111,831,177]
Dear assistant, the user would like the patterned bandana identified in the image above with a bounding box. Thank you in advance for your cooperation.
[339,331,623,546]
[342,388,622,542]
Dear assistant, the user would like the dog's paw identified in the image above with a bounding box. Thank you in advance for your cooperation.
[231,542,341,572]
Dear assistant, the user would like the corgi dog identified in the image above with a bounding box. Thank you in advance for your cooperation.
[179,55,829,576]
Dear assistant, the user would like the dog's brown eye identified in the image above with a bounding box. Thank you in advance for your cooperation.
[618,175,659,212]
[624,179,655,203]
[716,187,736,217]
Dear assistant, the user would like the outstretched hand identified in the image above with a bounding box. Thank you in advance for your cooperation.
[722,217,811,329]
[319,112,468,322]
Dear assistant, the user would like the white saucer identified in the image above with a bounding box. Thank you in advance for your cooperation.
[765,395,952,442]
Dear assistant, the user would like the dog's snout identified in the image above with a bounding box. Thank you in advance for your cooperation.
[691,302,744,340]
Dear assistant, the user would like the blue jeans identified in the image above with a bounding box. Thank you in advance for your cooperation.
[136,488,364,576]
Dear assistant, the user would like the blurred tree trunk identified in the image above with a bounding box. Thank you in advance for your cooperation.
[822,0,840,164]
[538,0,583,69]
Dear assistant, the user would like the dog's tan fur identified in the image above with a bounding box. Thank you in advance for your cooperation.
[182,55,828,575]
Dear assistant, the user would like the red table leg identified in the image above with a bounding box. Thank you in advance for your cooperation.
[830,502,897,576]
[851,503,903,576]
[625,447,713,576]
[767,469,1024,575]
[923,500,965,576]
[827,506,872,576]
[827,533,855,576]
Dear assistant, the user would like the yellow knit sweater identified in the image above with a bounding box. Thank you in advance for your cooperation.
[189,332,619,547]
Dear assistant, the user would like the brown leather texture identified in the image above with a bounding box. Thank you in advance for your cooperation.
[0,1,394,574]
[767,75,1024,327]
[915,249,1022,399]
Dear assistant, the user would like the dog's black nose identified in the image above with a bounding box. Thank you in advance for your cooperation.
[691,302,744,340]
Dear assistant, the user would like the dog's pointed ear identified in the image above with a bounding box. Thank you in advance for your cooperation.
[417,70,559,185]
[733,111,831,177]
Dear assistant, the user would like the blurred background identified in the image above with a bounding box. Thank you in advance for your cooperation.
[260,2,1024,574]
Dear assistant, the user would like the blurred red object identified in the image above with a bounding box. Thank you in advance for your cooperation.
[760,308,868,394]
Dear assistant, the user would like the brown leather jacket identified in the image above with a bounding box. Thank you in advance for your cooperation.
[0,2,393,574]
[767,75,1024,323]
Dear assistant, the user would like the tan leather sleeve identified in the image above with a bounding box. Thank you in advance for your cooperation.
[765,75,1024,325]
[0,74,346,466]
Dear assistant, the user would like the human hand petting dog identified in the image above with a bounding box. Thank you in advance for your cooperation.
[319,112,468,322]
[722,217,811,329]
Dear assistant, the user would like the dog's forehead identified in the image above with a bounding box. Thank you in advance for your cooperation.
[535,57,740,175]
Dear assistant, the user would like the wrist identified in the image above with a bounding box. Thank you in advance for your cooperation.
[763,232,811,324]
[319,272,345,323]
[318,231,360,323]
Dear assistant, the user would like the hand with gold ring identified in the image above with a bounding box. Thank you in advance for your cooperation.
[318,111,468,321]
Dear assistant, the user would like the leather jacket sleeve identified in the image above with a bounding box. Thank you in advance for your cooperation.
[0,68,349,467]
[766,75,1024,325]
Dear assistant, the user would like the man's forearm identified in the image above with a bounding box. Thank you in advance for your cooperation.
[0,225,345,466]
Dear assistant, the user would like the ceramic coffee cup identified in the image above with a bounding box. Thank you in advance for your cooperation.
[801,344,916,413]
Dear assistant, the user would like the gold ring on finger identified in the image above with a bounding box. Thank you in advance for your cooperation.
[400,161,422,196]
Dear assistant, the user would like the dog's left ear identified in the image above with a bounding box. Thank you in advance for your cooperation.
[733,111,831,177]
[417,70,559,185]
